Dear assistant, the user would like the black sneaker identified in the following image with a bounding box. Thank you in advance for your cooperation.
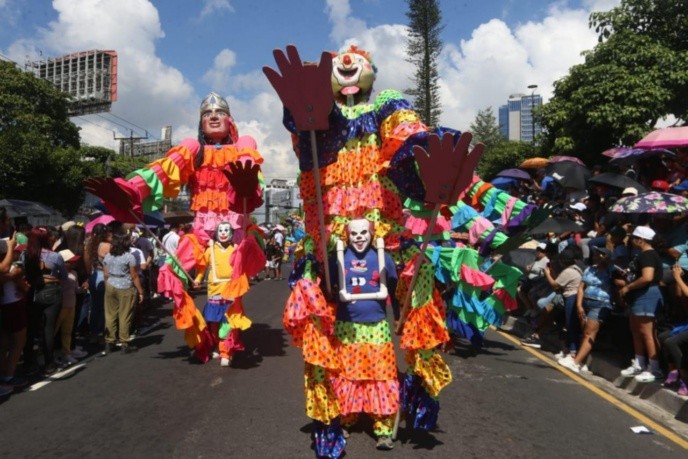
[520,336,542,349]
[101,343,116,356]
[122,344,139,354]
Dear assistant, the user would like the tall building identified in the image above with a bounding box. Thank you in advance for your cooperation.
[498,92,542,142]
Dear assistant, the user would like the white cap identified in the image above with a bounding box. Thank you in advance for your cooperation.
[536,242,547,251]
[569,202,587,212]
[60,221,76,232]
[621,187,638,196]
[58,249,80,262]
[632,225,656,241]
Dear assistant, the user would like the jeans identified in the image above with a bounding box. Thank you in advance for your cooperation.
[564,295,581,353]
[89,270,105,335]
[658,328,688,370]
[33,283,63,366]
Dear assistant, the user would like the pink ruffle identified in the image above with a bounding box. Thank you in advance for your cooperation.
[460,265,495,289]
[404,214,451,236]
[330,378,399,416]
[493,288,518,311]
[157,264,186,303]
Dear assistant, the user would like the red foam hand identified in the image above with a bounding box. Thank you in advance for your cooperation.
[413,132,485,205]
[223,160,260,198]
[262,45,334,131]
[83,177,143,222]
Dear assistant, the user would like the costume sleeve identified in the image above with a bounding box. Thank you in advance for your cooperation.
[384,252,400,320]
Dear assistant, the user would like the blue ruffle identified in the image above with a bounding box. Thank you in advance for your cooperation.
[446,309,484,348]
[312,420,346,459]
[202,298,231,323]
[288,254,322,289]
[399,373,440,430]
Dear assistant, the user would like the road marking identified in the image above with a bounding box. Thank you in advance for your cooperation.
[496,328,688,450]
[28,363,88,391]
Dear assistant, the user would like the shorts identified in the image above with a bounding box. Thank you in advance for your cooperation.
[583,299,611,322]
[629,285,663,317]
[1,299,27,333]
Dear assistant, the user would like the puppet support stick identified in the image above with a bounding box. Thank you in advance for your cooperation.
[309,130,332,294]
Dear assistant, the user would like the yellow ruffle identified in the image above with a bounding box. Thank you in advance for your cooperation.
[183,308,208,348]
[150,157,181,198]
[226,313,252,331]
[305,366,340,423]
[406,350,453,398]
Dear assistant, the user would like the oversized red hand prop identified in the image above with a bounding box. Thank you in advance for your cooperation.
[223,160,260,198]
[413,132,485,205]
[262,45,334,131]
[84,177,143,222]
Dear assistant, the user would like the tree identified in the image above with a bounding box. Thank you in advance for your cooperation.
[469,107,504,153]
[405,0,443,127]
[539,0,688,164]
[476,140,533,181]
[0,59,84,214]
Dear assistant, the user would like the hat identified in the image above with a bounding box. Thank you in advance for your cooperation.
[569,202,587,212]
[672,179,688,192]
[651,179,669,191]
[632,226,656,241]
[60,221,76,232]
[621,187,638,196]
[591,246,611,257]
[58,249,80,263]
[536,242,547,251]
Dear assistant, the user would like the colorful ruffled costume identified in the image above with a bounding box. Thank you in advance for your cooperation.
[89,93,266,363]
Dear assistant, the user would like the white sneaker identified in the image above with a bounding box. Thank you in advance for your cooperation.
[220,357,231,367]
[580,364,590,373]
[620,361,644,377]
[554,351,566,360]
[212,351,221,360]
[558,355,580,373]
[635,370,662,383]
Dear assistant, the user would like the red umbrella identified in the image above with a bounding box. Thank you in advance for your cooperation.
[549,155,585,166]
[635,126,688,149]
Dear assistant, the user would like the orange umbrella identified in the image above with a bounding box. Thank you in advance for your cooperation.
[519,157,550,169]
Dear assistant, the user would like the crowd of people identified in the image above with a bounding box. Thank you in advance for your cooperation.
[509,151,688,398]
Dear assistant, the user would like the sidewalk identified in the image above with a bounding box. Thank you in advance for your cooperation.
[499,311,688,424]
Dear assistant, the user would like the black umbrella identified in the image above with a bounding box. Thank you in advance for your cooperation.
[527,217,586,235]
[545,162,590,190]
[588,172,648,192]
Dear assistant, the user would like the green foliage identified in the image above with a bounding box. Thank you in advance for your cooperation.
[476,141,534,181]
[540,0,688,163]
[405,0,443,127]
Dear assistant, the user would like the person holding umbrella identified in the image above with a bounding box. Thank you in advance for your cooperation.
[618,226,664,382]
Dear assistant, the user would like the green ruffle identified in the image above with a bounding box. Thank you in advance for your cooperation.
[126,168,163,212]
[334,320,391,345]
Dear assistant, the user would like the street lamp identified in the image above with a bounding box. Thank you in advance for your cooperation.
[527,84,538,143]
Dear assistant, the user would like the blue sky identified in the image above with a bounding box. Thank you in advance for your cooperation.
[0,0,619,180]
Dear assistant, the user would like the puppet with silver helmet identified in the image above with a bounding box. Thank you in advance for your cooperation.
[86,92,266,363]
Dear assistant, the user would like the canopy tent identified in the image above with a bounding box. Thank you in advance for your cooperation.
[0,199,65,227]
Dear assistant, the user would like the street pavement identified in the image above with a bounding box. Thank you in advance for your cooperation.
[1,268,687,458]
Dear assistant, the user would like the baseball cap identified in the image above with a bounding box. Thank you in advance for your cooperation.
[60,221,76,232]
[569,202,587,212]
[536,242,547,251]
[651,180,669,191]
[632,226,656,241]
[672,179,688,192]
[621,187,638,196]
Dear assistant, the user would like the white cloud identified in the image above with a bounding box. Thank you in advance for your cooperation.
[325,0,368,43]
[199,0,233,19]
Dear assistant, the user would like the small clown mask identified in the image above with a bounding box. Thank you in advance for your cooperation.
[215,222,233,244]
[347,219,372,254]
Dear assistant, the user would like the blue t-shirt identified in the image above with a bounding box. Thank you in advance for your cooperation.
[581,265,613,304]
[331,247,398,323]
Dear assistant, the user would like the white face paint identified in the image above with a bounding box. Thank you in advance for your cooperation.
[347,219,372,254]
[216,223,232,243]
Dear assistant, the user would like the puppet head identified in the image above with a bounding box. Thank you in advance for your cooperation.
[215,222,233,245]
[199,91,238,145]
[331,45,377,105]
[347,218,373,254]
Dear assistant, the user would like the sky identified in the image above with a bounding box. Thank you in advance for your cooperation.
[0,0,621,181]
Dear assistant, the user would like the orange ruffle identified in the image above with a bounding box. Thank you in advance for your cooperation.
[400,292,450,351]
[184,308,209,348]
[301,180,403,220]
[191,189,229,212]
[172,291,197,330]
[303,321,339,370]
[221,274,249,300]
[300,146,383,189]
[166,145,195,184]
[283,278,335,346]
[379,118,426,160]
[200,145,263,168]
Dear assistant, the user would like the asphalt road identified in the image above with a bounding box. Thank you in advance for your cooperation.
[1,270,687,458]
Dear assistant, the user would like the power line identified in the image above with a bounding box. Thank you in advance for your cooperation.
[74,116,116,135]
[94,113,144,136]
[106,112,158,140]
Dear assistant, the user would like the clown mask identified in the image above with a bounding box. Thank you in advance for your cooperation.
[331,48,376,103]
[347,219,372,254]
[215,222,233,245]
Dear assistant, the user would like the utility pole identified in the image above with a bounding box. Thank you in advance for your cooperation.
[114,129,149,157]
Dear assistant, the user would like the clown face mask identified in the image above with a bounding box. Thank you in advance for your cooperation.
[215,222,233,244]
[347,219,372,254]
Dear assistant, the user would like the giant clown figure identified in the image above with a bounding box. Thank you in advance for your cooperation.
[267,45,535,457]
[86,92,266,363]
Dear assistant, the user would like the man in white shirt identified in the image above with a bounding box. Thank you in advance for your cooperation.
[161,224,181,255]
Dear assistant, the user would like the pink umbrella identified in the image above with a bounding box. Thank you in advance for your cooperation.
[85,214,115,234]
[635,126,688,149]
[602,147,628,158]
[549,155,586,166]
